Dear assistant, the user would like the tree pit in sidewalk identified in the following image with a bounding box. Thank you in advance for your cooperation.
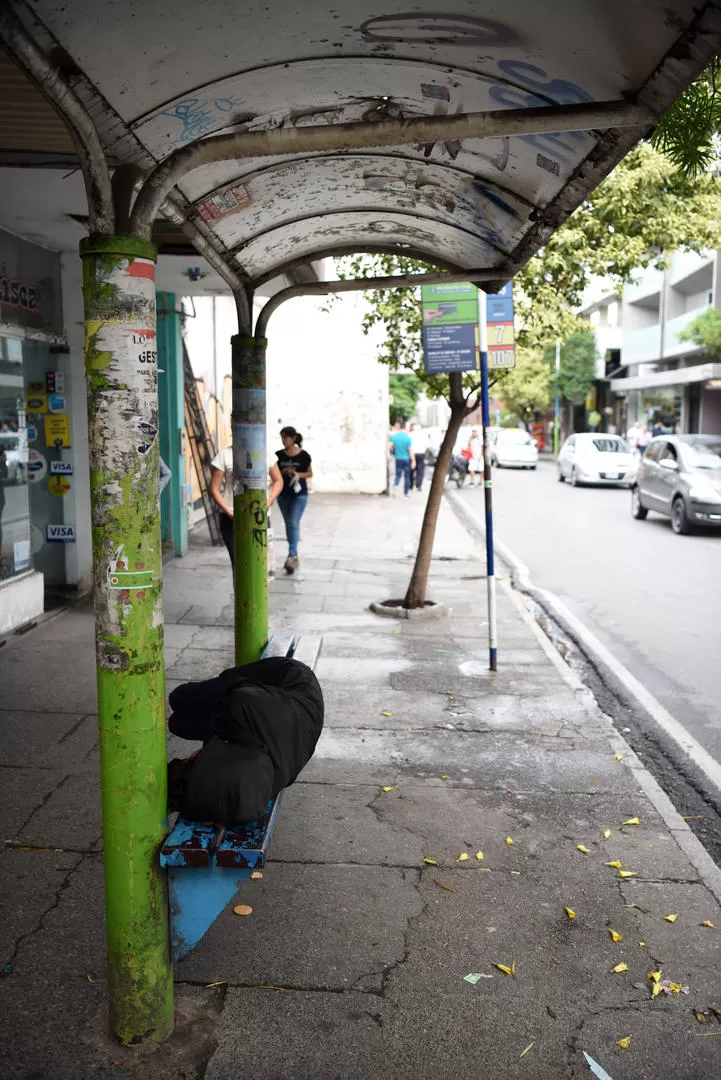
[370,599,447,621]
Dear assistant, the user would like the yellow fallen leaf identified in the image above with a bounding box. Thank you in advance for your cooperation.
[457,853,470,862]
[695,1011,709,1024]
[505,837,514,846]
[609,929,623,942]
[702,921,716,928]
[652,982,663,998]
[611,962,628,973]
[381,786,395,792]
[381,711,392,717]
[648,970,662,983]
[576,844,590,855]
[614,753,624,761]
[619,870,637,878]
[233,904,253,917]
[440,775,449,780]
[519,1041,534,1058]
[492,962,514,977]
[604,860,622,869]
[639,941,646,947]
[511,960,516,977]
[433,879,455,893]
[664,913,678,923]
[617,1036,632,1049]
[623,817,640,826]
[565,907,576,919]
[475,851,484,860]
[87,975,95,983]
[250,871,263,880]
[423,857,438,865]
[602,829,611,840]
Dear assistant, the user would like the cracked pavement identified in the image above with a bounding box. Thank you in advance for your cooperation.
[1,492,720,1079]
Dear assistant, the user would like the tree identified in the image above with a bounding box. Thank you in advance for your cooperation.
[336,252,489,609]
[515,143,721,347]
[650,60,721,179]
[544,328,598,403]
[388,373,424,424]
[495,347,551,427]
[678,307,721,357]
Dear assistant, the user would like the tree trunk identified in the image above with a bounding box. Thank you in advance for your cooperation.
[403,374,467,608]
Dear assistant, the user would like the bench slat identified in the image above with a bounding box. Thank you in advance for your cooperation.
[215,793,282,868]
[263,634,295,658]
[292,634,323,669]
[161,819,215,868]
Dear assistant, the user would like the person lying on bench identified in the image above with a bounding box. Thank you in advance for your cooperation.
[167,656,324,826]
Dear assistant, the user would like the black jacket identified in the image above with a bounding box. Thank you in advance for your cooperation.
[174,657,324,825]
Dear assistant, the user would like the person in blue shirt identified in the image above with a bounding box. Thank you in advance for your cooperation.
[389,421,413,497]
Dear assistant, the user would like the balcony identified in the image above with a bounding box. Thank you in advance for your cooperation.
[664,305,710,357]
[622,323,661,363]
[624,266,664,305]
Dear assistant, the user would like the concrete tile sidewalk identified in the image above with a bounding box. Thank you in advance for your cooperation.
[1,491,721,1079]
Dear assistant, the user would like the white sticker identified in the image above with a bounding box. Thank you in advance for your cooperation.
[27,449,47,482]
[50,460,73,475]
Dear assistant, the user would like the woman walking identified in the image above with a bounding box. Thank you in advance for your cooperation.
[275,426,313,574]
[209,444,282,570]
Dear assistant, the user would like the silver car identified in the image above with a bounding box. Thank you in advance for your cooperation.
[557,432,635,486]
[631,434,721,534]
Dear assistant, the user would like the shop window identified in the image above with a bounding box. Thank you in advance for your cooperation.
[0,336,32,581]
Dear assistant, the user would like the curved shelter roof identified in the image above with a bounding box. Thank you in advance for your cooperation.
[7,1,721,288]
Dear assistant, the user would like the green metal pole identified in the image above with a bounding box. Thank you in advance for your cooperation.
[232,333,269,664]
[81,235,173,1046]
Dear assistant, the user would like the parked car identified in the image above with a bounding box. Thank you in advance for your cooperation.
[557,433,635,486]
[492,428,538,469]
[631,434,721,534]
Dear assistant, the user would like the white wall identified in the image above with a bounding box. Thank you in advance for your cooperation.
[184,291,389,493]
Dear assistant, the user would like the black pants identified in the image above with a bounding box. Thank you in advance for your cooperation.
[218,510,234,568]
[413,453,425,490]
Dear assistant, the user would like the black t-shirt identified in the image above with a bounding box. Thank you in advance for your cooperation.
[276,449,311,494]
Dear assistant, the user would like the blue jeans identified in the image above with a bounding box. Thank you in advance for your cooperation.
[394,458,411,494]
[277,493,308,557]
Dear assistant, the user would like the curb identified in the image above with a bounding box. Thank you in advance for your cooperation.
[446,487,721,906]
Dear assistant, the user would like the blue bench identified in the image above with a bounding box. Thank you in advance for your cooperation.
[160,633,323,960]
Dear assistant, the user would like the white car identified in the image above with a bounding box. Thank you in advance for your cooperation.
[557,433,636,486]
[492,428,538,469]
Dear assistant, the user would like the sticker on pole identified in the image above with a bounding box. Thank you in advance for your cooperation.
[48,475,71,496]
[486,283,516,369]
[107,545,154,590]
[27,449,47,482]
[421,282,479,374]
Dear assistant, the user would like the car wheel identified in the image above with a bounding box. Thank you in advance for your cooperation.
[571,467,580,487]
[631,486,648,520]
[671,496,690,535]
[530,465,537,470]
[557,466,565,483]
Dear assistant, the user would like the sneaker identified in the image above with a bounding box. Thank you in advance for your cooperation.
[404,492,410,498]
[285,555,299,574]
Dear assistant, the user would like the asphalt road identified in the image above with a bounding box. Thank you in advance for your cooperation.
[456,456,721,764]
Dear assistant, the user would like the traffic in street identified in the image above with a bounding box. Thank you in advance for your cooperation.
[455,455,721,769]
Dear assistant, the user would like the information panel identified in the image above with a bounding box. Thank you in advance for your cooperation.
[421,282,479,374]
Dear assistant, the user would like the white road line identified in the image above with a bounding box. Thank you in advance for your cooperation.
[448,489,721,795]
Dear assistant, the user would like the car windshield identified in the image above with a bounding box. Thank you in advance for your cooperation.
[501,430,533,445]
[590,438,629,453]
[683,441,721,469]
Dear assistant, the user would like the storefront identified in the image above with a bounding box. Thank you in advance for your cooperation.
[0,227,71,634]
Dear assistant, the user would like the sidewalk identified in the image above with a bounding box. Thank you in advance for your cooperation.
[2,491,721,1079]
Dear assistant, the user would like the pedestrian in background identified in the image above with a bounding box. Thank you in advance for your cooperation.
[275,426,312,574]
[626,420,642,452]
[467,428,483,487]
[409,422,427,492]
[637,424,651,455]
[389,421,412,497]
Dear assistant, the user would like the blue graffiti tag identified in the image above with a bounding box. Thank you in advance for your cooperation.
[162,95,245,142]
[483,61,594,163]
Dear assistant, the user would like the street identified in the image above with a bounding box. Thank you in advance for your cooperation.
[456,456,721,766]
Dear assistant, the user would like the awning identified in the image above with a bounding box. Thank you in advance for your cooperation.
[610,363,721,392]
